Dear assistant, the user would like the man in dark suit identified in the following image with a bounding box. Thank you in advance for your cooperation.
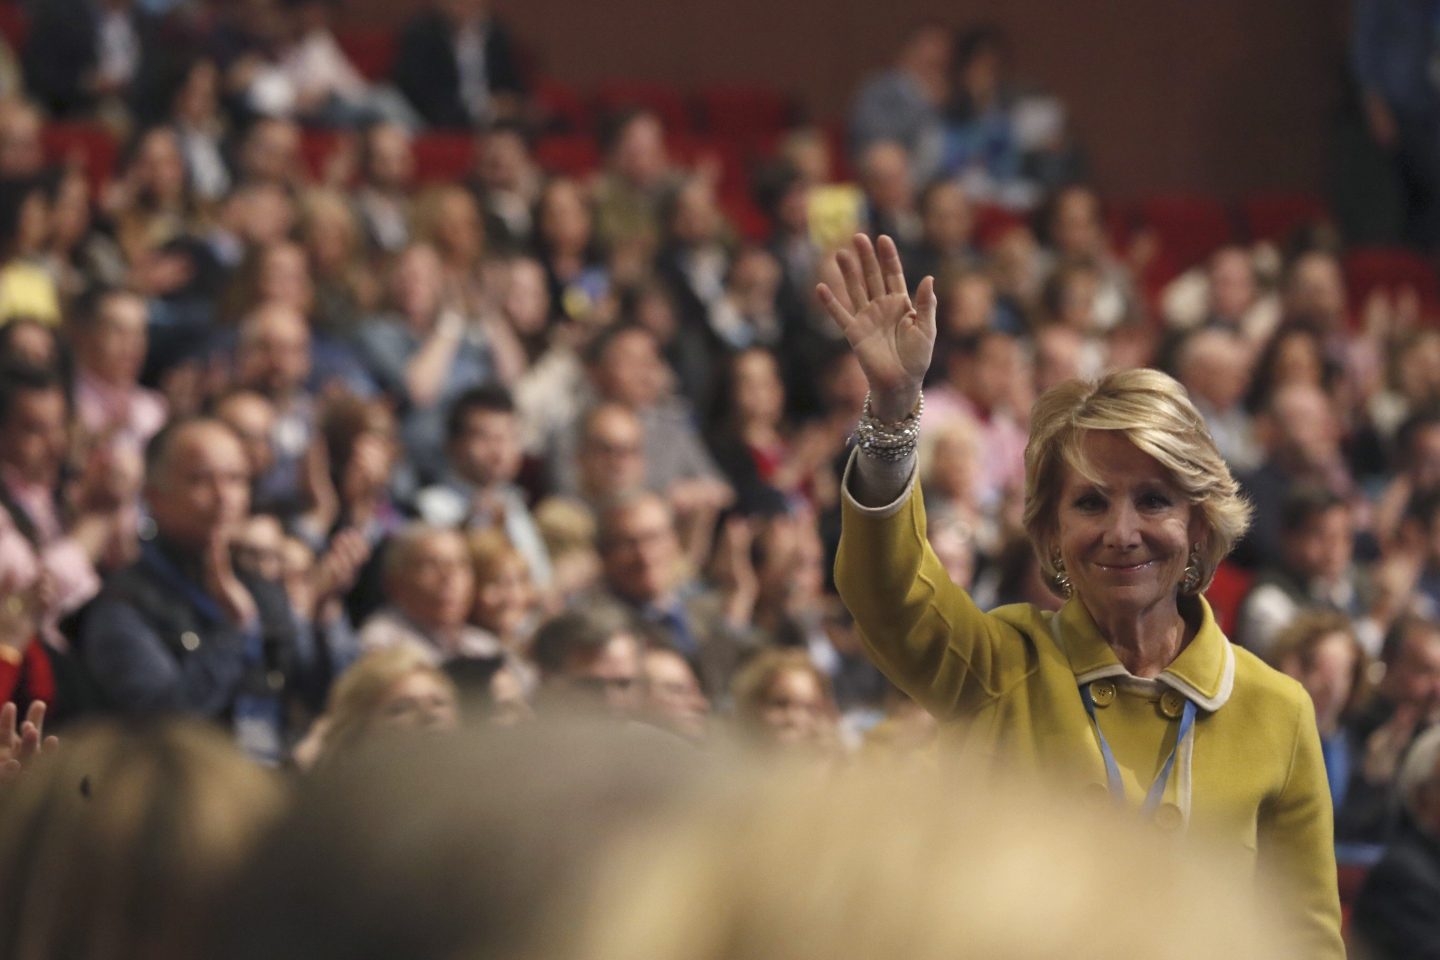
[22,0,166,121]
[79,418,315,763]
[594,491,757,702]
[392,0,527,129]
[1351,727,1440,959]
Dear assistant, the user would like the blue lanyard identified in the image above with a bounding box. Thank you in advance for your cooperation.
[1080,681,1197,818]
[139,542,263,665]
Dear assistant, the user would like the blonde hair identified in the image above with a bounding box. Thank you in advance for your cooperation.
[534,497,597,558]
[1022,368,1252,596]
[469,528,529,583]
[411,184,483,262]
[729,648,838,747]
[559,763,1292,960]
[0,720,286,960]
[318,646,459,764]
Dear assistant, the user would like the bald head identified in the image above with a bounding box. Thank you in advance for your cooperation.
[145,419,252,551]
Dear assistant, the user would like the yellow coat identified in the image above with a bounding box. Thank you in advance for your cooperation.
[835,471,1344,958]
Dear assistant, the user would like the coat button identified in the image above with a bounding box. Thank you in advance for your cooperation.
[180,631,201,652]
[1159,690,1187,719]
[1090,680,1116,707]
[1155,802,1185,831]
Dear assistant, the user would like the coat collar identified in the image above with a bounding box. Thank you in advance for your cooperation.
[1051,595,1235,712]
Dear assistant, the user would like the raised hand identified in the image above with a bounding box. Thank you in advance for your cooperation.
[0,701,58,784]
[816,234,937,422]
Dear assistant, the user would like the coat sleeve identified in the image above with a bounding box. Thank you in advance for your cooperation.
[1257,691,1346,960]
[833,455,1031,720]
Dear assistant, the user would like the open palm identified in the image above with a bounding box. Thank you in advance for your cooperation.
[817,234,936,421]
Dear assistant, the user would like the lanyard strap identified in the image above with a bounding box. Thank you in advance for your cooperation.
[139,542,264,665]
[1080,681,1197,818]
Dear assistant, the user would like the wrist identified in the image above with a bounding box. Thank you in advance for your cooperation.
[855,390,924,463]
[870,385,922,424]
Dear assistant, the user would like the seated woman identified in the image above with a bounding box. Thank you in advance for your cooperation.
[294,645,462,771]
[729,647,841,761]
[821,234,1342,956]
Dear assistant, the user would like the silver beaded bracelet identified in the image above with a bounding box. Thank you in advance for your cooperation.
[854,390,924,462]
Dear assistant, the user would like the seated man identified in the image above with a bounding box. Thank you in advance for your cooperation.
[1337,616,1440,845]
[565,402,649,512]
[0,362,132,718]
[531,607,642,718]
[413,386,551,587]
[595,491,757,700]
[1235,487,1383,659]
[1351,727,1440,959]
[79,418,313,763]
[639,644,709,742]
[358,524,500,664]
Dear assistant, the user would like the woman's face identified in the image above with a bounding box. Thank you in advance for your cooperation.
[375,671,459,733]
[435,191,483,263]
[259,244,313,311]
[928,430,980,501]
[472,555,536,636]
[757,668,830,749]
[733,350,784,427]
[393,246,443,319]
[83,293,149,386]
[135,130,186,203]
[50,174,90,248]
[503,260,550,334]
[1271,333,1324,390]
[305,204,355,271]
[539,181,591,255]
[1300,632,1356,732]
[1055,431,1199,620]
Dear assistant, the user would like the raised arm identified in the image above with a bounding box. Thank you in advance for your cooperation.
[824,235,1028,718]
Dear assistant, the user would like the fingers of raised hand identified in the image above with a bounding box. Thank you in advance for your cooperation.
[0,701,15,751]
[854,234,888,301]
[836,246,869,313]
[876,235,909,296]
[24,700,45,732]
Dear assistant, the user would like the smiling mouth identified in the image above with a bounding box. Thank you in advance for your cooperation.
[1095,560,1156,572]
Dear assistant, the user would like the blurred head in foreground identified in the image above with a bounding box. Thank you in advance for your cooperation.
[212,723,1295,960]
[0,720,286,960]
[557,763,1295,960]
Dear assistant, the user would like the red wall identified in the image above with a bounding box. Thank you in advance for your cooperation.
[347,0,1351,200]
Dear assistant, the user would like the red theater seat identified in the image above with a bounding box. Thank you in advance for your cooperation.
[334,27,396,82]
[1343,247,1440,314]
[534,78,589,134]
[696,86,792,144]
[42,122,117,194]
[412,132,475,183]
[0,4,26,52]
[973,203,1026,250]
[1241,192,1330,244]
[299,128,346,183]
[1137,194,1234,273]
[1203,561,1252,638]
[534,134,600,178]
[594,81,691,135]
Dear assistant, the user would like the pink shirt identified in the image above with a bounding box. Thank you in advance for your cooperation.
[925,387,1028,512]
[74,370,168,455]
[0,470,101,649]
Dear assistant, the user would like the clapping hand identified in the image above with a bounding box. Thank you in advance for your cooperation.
[816,234,937,422]
[0,701,58,784]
